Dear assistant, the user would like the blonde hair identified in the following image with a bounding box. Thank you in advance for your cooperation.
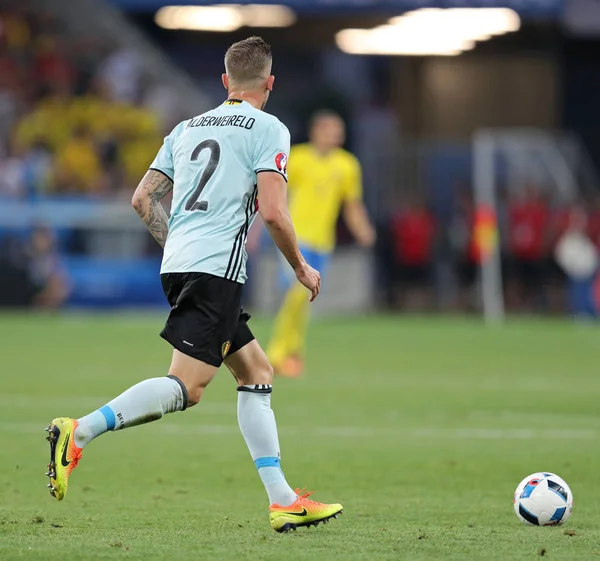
[224,36,272,87]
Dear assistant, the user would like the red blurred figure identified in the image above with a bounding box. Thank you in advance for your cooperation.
[587,196,600,251]
[0,54,19,89]
[34,36,75,90]
[390,196,436,310]
[507,184,550,310]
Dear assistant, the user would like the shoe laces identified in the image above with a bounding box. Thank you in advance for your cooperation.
[295,487,317,502]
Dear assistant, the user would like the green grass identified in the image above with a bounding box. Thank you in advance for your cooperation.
[0,313,599,560]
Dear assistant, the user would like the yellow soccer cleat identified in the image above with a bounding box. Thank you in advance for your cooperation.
[269,488,342,533]
[45,418,83,501]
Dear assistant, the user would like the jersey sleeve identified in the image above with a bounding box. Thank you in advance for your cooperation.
[253,121,291,182]
[149,122,183,181]
[343,154,363,202]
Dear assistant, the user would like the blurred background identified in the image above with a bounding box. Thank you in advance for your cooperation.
[1,0,600,321]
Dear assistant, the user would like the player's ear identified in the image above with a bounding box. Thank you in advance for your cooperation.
[222,74,229,90]
[266,75,275,92]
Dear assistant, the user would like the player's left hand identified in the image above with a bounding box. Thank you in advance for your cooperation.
[295,262,321,302]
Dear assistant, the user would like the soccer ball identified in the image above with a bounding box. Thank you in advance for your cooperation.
[514,472,573,526]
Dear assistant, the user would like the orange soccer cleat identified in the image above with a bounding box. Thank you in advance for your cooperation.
[269,488,342,532]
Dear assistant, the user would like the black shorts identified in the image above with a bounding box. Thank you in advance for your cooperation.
[160,272,255,367]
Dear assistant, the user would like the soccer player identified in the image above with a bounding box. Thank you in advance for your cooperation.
[44,37,342,533]
[266,110,376,377]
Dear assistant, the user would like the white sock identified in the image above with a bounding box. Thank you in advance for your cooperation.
[74,376,187,448]
[237,385,297,506]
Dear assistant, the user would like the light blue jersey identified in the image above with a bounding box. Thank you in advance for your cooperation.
[150,100,290,283]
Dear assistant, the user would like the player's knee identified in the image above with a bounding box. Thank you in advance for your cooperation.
[175,375,209,407]
[240,362,273,386]
[169,350,219,408]
[259,363,274,385]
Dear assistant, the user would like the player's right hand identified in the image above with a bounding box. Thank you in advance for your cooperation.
[295,262,321,302]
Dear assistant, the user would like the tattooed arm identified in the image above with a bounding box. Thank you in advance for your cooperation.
[131,170,173,248]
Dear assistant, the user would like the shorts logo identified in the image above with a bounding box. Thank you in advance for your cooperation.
[222,340,231,358]
[275,152,288,173]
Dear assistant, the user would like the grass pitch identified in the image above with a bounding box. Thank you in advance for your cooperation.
[0,313,599,560]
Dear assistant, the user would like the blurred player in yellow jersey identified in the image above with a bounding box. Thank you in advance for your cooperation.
[266,110,376,377]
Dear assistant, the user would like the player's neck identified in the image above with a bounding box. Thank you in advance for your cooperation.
[227,91,263,110]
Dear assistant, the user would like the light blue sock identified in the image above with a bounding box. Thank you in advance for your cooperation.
[73,408,111,448]
[237,385,297,506]
[74,376,187,448]
[254,456,297,506]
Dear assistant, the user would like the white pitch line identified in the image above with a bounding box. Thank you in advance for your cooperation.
[2,423,597,440]
[468,409,600,427]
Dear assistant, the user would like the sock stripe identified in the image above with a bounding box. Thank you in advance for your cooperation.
[99,405,116,431]
[254,456,281,469]
[238,384,272,394]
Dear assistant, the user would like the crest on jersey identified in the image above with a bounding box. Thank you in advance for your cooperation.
[275,152,288,173]
[222,340,231,358]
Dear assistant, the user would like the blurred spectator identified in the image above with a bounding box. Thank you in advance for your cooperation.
[0,8,31,52]
[0,226,69,309]
[587,195,600,250]
[555,205,599,317]
[22,140,53,197]
[0,2,162,200]
[12,77,161,195]
[545,201,572,313]
[97,49,142,104]
[34,35,75,91]
[0,235,30,307]
[389,195,436,310]
[0,140,26,197]
[14,86,72,154]
[506,184,550,311]
[119,109,162,186]
[55,126,102,193]
[144,83,184,133]
[450,190,479,311]
[27,225,70,309]
[0,81,19,149]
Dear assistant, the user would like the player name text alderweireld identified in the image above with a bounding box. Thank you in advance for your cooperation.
[187,115,256,130]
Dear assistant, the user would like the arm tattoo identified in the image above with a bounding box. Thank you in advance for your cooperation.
[133,170,173,248]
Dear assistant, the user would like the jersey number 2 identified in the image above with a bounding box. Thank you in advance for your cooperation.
[186,139,221,211]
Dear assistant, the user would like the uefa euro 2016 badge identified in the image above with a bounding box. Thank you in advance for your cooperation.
[275,152,288,174]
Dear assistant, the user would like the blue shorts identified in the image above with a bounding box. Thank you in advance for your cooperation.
[279,246,330,291]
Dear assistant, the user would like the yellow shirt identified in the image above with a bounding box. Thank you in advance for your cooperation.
[121,134,163,185]
[14,100,71,152]
[288,144,362,253]
[56,138,101,191]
